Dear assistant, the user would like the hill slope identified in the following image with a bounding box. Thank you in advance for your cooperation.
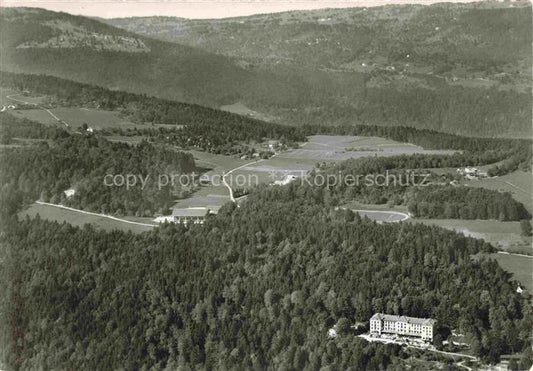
[0,7,287,106]
[1,6,531,138]
[108,3,532,86]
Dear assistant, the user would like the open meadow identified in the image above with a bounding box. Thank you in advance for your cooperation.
[171,150,249,210]
[225,135,458,190]
[19,203,156,234]
[409,218,532,254]
[281,135,457,161]
[9,107,155,131]
[220,101,276,122]
[461,171,532,213]
[477,253,532,292]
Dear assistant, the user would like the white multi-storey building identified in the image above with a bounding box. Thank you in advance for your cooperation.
[370,313,435,341]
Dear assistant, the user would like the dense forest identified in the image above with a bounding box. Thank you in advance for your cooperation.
[305,156,531,221]
[0,120,195,217]
[0,184,531,370]
[1,7,532,369]
[0,114,68,143]
[405,187,531,221]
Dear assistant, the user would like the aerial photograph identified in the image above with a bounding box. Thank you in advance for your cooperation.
[0,0,531,369]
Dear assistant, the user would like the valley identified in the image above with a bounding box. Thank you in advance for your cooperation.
[0,3,531,370]
[0,6,531,137]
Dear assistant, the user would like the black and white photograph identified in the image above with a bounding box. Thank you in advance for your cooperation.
[0,0,531,369]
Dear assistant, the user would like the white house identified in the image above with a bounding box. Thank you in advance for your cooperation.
[273,174,298,186]
[370,313,436,342]
[267,140,279,150]
[63,188,76,198]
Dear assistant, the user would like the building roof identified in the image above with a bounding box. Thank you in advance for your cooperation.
[370,313,436,326]
[172,207,209,217]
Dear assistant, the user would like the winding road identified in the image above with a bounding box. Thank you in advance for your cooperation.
[222,155,276,203]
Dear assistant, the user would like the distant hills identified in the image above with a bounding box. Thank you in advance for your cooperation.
[0,7,277,106]
[107,3,532,83]
[1,5,531,138]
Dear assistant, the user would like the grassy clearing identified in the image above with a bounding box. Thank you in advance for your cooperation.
[410,218,532,254]
[190,149,249,171]
[355,210,408,222]
[478,253,532,291]
[220,102,276,122]
[171,150,251,209]
[51,108,140,129]
[10,109,59,126]
[341,201,409,213]
[461,171,532,213]
[11,107,143,130]
[171,193,229,211]
[10,106,182,132]
[19,203,155,234]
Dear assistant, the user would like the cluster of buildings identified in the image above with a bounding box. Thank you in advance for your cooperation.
[370,313,436,342]
[153,207,216,225]
[456,167,488,180]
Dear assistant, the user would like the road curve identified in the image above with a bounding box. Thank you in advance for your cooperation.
[336,206,410,223]
[222,156,279,203]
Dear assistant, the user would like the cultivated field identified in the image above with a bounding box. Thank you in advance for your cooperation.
[178,135,460,210]
[226,135,457,190]
[280,135,457,161]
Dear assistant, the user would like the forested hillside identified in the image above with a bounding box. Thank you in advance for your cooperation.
[0,72,305,154]
[0,118,196,217]
[107,3,533,137]
[2,72,531,172]
[1,6,531,137]
[405,186,531,221]
[109,3,531,79]
[304,155,531,221]
[0,7,294,107]
[1,184,531,369]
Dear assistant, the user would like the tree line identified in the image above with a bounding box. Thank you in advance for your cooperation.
[305,156,531,221]
[405,186,530,221]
